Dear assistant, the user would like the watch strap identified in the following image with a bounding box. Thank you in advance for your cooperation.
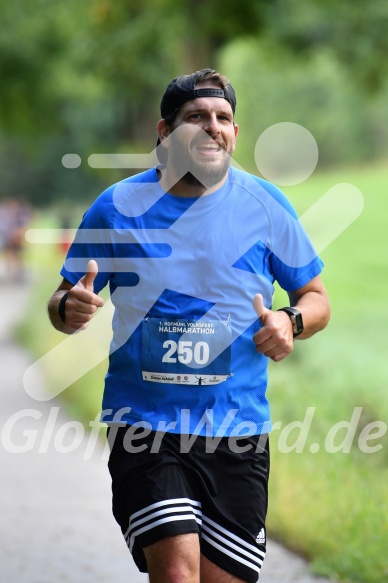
[277,307,303,337]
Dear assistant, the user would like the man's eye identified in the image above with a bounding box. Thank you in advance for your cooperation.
[189,114,201,120]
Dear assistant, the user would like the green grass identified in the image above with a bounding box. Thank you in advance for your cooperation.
[266,161,388,582]
[17,162,388,582]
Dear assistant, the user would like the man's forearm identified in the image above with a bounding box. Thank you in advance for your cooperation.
[291,289,330,340]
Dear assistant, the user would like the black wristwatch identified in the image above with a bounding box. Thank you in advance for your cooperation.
[277,307,304,337]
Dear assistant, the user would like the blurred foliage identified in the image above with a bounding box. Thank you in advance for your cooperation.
[221,40,375,169]
[264,0,388,92]
[1,0,388,206]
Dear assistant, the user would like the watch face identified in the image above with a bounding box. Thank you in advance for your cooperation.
[294,312,303,336]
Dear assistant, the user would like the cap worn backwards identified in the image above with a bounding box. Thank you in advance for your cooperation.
[160,68,236,119]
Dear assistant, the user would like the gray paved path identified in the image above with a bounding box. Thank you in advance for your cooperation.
[0,277,332,582]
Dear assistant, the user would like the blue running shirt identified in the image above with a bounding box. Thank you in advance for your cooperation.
[61,167,323,436]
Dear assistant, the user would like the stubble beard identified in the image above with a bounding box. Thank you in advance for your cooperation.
[181,153,231,188]
[169,136,233,189]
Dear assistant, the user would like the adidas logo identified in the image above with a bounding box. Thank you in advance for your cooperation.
[256,527,266,544]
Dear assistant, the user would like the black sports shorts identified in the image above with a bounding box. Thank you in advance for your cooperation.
[107,425,270,583]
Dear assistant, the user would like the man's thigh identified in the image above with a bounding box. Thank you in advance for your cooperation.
[144,535,247,583]
[200,554,250,583]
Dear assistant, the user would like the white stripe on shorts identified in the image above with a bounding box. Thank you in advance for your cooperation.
[201,515,265,574]
[126,498,202,552]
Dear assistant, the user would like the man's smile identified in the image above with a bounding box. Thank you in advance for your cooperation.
[192,139,226,158]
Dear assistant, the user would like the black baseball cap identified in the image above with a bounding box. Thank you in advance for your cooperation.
[160,68,236,119]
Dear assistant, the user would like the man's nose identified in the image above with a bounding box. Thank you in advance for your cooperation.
[202,113,220,134]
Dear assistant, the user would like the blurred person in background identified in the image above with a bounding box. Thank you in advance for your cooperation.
[1,197,33,283]
[58,215,73,256]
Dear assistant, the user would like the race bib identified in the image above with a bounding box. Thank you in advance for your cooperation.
[141,318,233,385]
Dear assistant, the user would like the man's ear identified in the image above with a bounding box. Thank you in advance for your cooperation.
[157,119,171,147]
[228,123,239,155]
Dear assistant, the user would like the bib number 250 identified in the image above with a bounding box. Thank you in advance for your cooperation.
[162,340,210,365]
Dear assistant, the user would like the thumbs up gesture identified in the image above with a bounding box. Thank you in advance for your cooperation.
[79,259,99,292]
[64,260,105,331]
[252,294,294,362]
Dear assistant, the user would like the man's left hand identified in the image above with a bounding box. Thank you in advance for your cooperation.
[252,294,293,362]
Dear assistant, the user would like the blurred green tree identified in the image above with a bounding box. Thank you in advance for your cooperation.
[1,0,388,205]
[264,0,388,93]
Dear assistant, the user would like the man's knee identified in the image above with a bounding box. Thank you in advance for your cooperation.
[144,533,200,583]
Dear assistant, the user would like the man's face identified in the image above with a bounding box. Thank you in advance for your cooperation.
[162,85,239,189]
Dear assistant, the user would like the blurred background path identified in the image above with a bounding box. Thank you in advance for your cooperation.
[0,272,332,583]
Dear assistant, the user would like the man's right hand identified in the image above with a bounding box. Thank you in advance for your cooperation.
[48,260,105,334]
[64,260,105,331]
